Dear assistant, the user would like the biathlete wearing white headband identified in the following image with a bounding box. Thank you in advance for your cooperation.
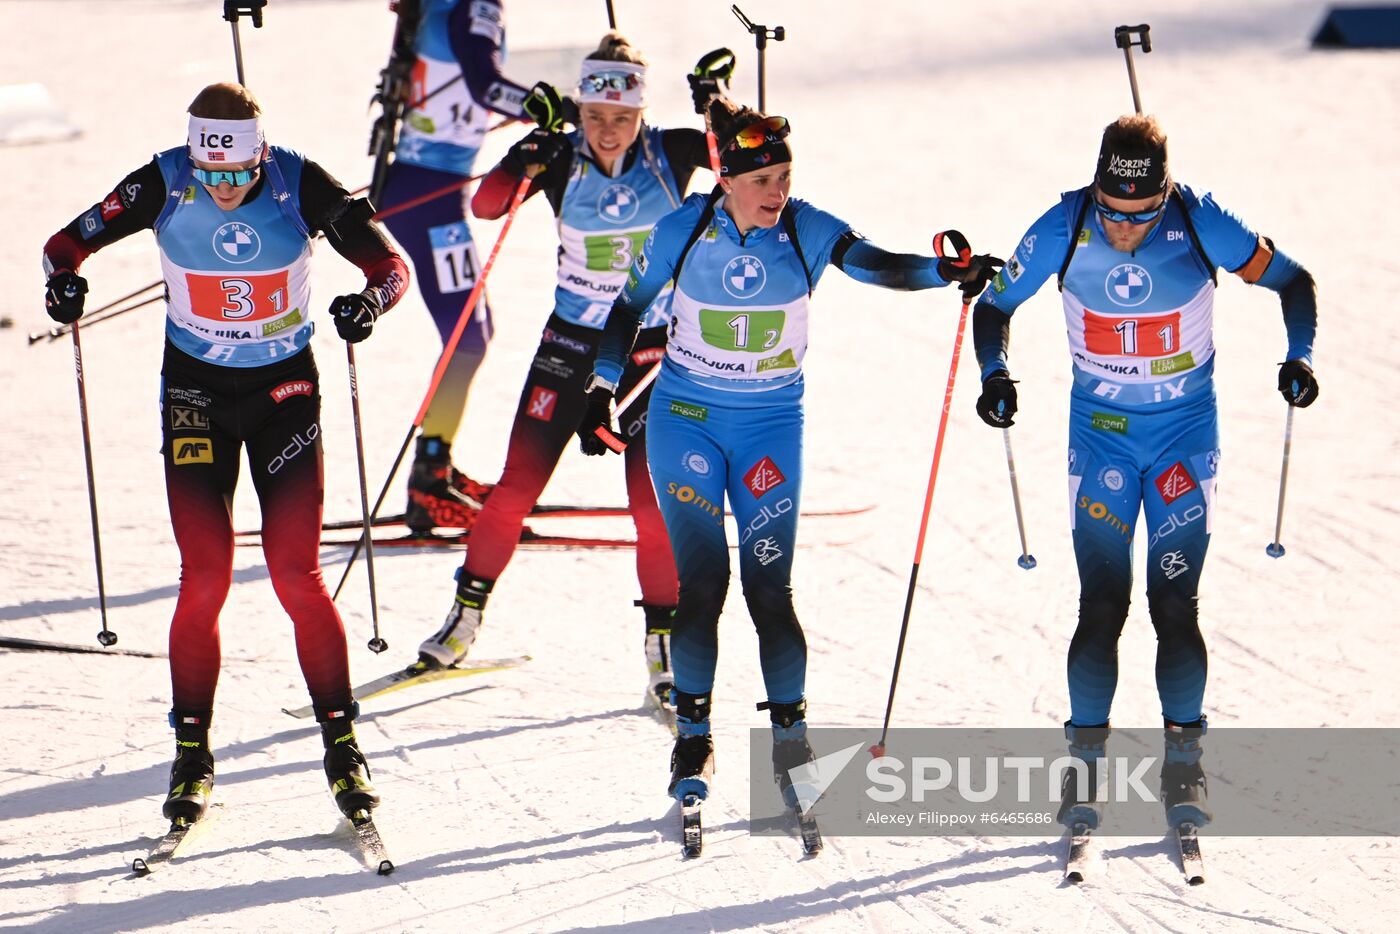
[187,116,265,183]
[578,59,646,108]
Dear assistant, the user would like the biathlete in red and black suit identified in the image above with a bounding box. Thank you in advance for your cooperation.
[41,82,408,825]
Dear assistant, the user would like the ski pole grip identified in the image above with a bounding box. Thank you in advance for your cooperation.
[1114,24,1151,52]
[695,48,737,82]
[223,0,266,27]
[593,426,628,454]
[933,229,972,268]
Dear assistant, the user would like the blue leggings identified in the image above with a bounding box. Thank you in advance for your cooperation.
[645,372,807,709]
[1066,394,1219,726]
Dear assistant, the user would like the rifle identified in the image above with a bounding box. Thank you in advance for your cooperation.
[367,0,423,208]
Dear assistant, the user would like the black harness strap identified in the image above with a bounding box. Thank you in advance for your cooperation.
[1056,184,1215,292]
[671,187,814,296]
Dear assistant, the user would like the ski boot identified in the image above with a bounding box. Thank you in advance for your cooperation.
[163,709,215,823]
[761,698,816,811]
[418,571,493,668]
[1056,721,1110,831]
[405,435,490,533]
[1161,718,1211,828]
[639,602,676,712]
[668,690,714,801]
[317,702,380,819]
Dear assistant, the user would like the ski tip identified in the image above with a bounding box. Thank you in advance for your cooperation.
[1187,873,1205,886]
[131,857,150,876]
[377,858,396,875]
[1065,869,1085,884]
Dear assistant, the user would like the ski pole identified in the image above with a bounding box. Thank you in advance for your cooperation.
[1113,24,1152,114]
[371,171,486,222]
[1003,429,1037,570]
[590,359,663,454]
[871,230,974,757]
[222,1,266,87]
[345,343,386,652]
[694,48,737,177]
[731,5,784,112]
[332,172,536,600]
[30,290,163,345]
[1266,404,1295,558]
[69,322,117,647]
[605,0,616,29]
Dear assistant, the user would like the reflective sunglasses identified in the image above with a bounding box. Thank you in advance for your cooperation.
[1093,194,1167,225]
[580,70,641,93]
[191,165,259,187]
[730,115,790,150]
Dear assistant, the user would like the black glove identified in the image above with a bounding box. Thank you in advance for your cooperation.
[938,253,1005,299]
[689,48,735,115]
[501,127,571,176]
[687,74,723,116]
[1277,359,1318,408]
[330,290,382,343]
[576,385,618,456]
[45,270,88,325]
[975,371,1018,427]
[523,81,572,131]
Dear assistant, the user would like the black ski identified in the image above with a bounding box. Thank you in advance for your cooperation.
[1,636,167,659]
[795,808,823,856]
[237,503,875,537]
[1065,822,1094,883]
[132,820,194,875]
[681,795,703,858]
[1176,822,1205,885]
[348,810,395,875]
[131,805,221,876]
[646,688,678,737]
[313,529,637,550]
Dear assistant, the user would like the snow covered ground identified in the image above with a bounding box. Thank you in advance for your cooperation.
[3,0,1398,930]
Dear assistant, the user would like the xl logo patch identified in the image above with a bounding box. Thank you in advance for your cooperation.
[170,407,209,430]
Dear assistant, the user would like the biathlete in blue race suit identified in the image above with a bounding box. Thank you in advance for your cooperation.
[578,96,1002,805]
[414,33,718,706]
[970,113,1319,831]
[377,0,551,532]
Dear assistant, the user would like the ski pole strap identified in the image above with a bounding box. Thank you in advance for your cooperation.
[695,48,737,82]
[933,229,972,268]
[592,426,627,454]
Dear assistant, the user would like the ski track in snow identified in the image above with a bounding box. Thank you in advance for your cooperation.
[3,0,1399,931]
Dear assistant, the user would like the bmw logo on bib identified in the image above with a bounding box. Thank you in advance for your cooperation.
[213,222,261,264]
[722,255,766,299]
[1105,263,1151,307]
[598,184,640,224]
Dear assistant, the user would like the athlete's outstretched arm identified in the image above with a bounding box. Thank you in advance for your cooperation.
[832,235,947,290]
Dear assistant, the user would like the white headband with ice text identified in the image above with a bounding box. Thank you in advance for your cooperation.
[187,116,264,165]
